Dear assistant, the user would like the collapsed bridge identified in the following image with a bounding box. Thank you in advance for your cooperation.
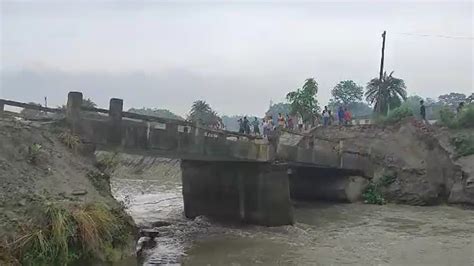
[1,92,375,226]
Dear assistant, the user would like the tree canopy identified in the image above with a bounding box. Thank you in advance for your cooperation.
[365,71,407,114]
[187,100,222,127]
[438,92,467,107]
[331,80,364,105]
[286,78,320,123]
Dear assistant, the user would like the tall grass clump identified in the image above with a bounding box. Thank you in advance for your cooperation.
[59,131,81,152]
[9,203,131,265]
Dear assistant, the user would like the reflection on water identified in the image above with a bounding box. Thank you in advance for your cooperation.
[111,177,474,266]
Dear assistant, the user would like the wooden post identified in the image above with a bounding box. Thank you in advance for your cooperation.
[67,91,83,133]
[108,98,123,145]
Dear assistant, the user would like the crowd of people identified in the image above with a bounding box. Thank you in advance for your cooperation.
[322,106,352,127]
[236,106,354,137]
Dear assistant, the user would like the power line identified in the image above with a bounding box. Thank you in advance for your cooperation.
[393,32,473,40]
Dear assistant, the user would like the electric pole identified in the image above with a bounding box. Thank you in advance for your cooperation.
[379,31,386,81]
[377,30,387,114]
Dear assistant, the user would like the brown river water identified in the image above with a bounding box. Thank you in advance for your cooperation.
[111,175,474,266]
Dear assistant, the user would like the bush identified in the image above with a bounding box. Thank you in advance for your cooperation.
[374,105,413,125]
[439,106,457,128]
[457,104,474,128]
[439,104,474,129]
[362,182,385,205]
[362,173,396,205]
[451,134,474,157]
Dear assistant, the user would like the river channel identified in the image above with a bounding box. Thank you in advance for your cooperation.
[111,171,474,265]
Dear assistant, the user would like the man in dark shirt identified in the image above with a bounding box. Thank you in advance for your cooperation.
[420,100,426,122]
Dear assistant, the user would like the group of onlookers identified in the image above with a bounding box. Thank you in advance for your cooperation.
[322,106,352,127]
[236,107,354,137]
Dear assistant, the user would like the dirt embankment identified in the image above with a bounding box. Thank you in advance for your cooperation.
[0,117,137,265]
[309,119,474,206]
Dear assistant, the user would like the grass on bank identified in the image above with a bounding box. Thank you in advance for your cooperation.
[8,202,131,265]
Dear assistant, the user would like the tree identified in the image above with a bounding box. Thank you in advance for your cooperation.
[286,78,320,123]
[331,80,363,105]
[187,100,222,127]
[265,102,291,125]
[365,71,407,114]
[438,92,466,107]
[128,108,184,120]
[82,98,97,109]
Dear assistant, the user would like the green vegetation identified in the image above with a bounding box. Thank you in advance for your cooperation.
[59,131,81,152]
[451,134,474,157]
[439,104,474,129]
[27,143,43,164]
[365,71,407,115]
[362,182,385,205]
[286,78,320,123]
[363,174,396,205]
[187,100,222,127]
[8,203,130,265]
[374,105,413,125]
[331,80,364,105]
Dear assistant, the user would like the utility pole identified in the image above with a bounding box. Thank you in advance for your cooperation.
[377,31,386,114]
[379,31,386,81]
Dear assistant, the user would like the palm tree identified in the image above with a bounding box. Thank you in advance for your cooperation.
[365,71,407,114]
[188,100,222,127]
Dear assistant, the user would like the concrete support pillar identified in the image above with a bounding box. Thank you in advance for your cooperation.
[108,98,123,145]
[66,91,83,133]
[181,160,294,226]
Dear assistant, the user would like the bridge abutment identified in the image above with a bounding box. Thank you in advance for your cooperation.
[289,167,368,202]
[181,160,294,226]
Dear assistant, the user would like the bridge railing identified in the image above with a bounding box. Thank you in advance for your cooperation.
[0,92,262,142]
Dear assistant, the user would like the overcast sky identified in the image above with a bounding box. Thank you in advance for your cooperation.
[1,0,472,117]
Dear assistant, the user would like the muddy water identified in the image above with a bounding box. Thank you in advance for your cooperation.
[111,176,474,266]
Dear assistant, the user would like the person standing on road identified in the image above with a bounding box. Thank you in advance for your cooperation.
[344,108,352,125]
[420,100,427,123]
[338,106,345,125]
[278,113,285,128]
[252,117,260,135]
[243,116,251,134]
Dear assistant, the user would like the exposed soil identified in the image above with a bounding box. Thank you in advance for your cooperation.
[0,116,136,264]
[309,118,474,205]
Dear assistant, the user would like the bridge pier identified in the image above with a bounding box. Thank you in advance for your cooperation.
[181,160,294,226]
